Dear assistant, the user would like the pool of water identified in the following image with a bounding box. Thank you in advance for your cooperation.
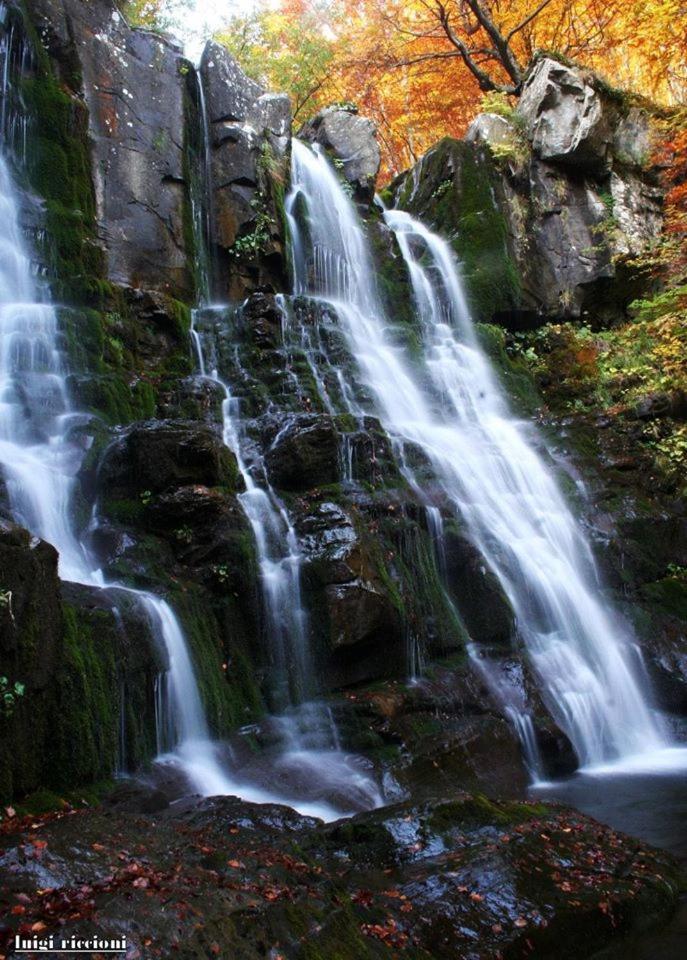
[531,760,687,959]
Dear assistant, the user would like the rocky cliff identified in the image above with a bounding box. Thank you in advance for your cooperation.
[0,0,684,826]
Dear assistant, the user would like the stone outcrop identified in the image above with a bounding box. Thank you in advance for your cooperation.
[0,521,160,800]
[0,788,681,959]
[27,0,193,299]
[199,41,292,299]
[300,105,381,203]
[516,58,615,173]
[392,56,663,323]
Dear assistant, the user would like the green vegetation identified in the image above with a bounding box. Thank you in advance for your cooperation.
[0,675,25,718]
[508,285,687,490]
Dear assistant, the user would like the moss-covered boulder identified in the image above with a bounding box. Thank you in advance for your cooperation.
[0,521,160,801]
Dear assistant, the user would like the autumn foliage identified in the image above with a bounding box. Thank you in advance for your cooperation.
[215,0,687,177]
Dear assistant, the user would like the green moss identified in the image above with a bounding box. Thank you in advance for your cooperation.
[174,587,265,737]
[396,138,522,323]
[639,577,687,620]
[47,605,119,788]
[429,794,551,832]
[18,67,104,305]
[477,322,541,414]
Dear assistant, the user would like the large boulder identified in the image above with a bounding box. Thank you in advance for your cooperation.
[265,414,340,490]
[393,58,664,323]
[299,106,381,203]
[0,790,680,959]
[516,58,615,174]
[0,521,159,800]
[98,420,241,498]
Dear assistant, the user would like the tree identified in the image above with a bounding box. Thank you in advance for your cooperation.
[123,0,191,32]
[215,1,340,120]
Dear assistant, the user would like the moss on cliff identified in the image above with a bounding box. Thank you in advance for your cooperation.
[394,138,522,324]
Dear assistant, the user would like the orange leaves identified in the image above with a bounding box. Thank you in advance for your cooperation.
[216,0,686,179]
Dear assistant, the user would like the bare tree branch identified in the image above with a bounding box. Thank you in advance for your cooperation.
[506,0,558,43]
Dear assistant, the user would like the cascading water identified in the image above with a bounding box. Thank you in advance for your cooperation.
[287,138,681,774]
[183,75,383,814]
[0,143,247,800]
[0,27,320,809]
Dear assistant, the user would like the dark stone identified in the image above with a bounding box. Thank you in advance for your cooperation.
[265,414,339,490]
[299,105,381,204]
[98,419,241,498]
[0,522,159,800]
[443,529,516,647]
[27,0,193,298]
[199,41,291,299]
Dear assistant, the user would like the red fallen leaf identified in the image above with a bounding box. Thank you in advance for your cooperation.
[31,839,48,850]
[352,889,374,907]
[514,917,527,928]
[91,842,106,852]
[199,846,214,855]
[400,903,413,913]
[469,892,484,902]
[492,924,503,934]
[11,905,26,915]
[227,860,244,869]
[15,893,31,904]
[209,945,220,956]
[4,806,16,818]
[132,877,149,889]
[31,922,48,933]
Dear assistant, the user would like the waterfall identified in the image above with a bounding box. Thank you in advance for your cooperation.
[287,138,677,774]
[0,146,245,798]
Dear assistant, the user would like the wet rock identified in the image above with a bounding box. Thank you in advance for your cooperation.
[0,789,679,959]
[300,105,381,204]
[28,0,193,298]
[98,420,241,498]
[199,41,291,298]
[325,580,396,649]
[159,375,226,422]
[443,529,516,647]
[237,291,284,348]
[0,523,159,800]
[265,414,339,490]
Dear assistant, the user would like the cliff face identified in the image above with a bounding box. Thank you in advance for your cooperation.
[390,57,664,326]
[0,0,685,811]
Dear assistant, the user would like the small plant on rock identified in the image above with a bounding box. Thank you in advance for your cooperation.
[0,676,25,718]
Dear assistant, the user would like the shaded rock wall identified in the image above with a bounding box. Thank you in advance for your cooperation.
[0,521,160,799]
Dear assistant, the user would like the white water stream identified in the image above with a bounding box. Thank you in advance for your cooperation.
[0,133,355,819]
[287,138,686,776]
